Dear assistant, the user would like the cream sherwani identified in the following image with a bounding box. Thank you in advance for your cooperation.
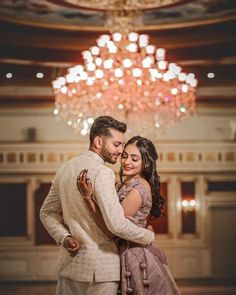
[40,150,154,283]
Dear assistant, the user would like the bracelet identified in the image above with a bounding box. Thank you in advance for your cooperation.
[83,195,93,201]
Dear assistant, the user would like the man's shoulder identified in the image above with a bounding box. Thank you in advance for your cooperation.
[62,155,80,167]
[100,164,114,174]
[58,152,115,177]
[92,164,115,182]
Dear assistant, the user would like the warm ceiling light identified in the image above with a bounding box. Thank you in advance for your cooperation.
[6,73,13,79]
[36,72,44,79]
[207,72,215,79]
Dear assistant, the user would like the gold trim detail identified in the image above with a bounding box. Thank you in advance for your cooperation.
[0,13,236,32]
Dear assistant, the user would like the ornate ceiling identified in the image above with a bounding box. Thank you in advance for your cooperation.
[0,0,236,106]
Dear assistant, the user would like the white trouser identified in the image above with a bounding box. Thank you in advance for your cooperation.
[56,277,119,295]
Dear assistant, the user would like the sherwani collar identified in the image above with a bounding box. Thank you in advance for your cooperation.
[81,150,105,165]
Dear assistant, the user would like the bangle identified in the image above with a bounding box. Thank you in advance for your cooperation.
[83,195,93,201]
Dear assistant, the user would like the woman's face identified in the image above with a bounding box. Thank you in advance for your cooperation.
[121,143,142,178]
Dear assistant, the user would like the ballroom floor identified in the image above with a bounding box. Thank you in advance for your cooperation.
[0,279,236,295]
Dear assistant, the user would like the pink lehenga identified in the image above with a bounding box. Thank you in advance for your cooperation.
[116,178,181,295]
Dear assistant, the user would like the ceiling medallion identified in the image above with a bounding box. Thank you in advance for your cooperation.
[61,0,184,11]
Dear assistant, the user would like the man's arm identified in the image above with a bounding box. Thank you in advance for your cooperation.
[39,171,71,246]
[94,168,155,245]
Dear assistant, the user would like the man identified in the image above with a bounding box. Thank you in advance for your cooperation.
[40,116,155,295]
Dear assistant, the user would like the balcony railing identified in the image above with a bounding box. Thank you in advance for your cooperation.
[0,141,235,173]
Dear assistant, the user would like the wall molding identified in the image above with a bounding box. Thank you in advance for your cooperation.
[0,142,235,173]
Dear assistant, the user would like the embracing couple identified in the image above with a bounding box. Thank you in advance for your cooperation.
[40,116,181,295]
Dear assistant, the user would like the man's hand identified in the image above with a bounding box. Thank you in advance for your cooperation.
[63,236,80,257]
[147,224,154,232]
[147,224,156,245]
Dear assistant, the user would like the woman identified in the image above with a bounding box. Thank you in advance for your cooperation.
[78,136,181,295]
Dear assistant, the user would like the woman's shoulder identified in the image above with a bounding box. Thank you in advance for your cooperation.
[132,177,151,196]
[117,177,151,196]
[137,177,151,190]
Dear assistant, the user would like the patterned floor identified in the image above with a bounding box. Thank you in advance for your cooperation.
[0,280,236,295]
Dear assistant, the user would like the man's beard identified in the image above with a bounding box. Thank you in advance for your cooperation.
[100,144,118,164]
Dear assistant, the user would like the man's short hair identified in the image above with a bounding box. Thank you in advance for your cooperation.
[89,116,127,145]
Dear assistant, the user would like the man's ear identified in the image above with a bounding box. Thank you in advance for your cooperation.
[94,135,103,149]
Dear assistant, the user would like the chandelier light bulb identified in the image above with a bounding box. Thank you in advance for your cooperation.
[87,117,94,124]
[158,60,167,70]
[142,56,153,68]
[53,108,59,115]
[178,72,187,81]
[123,58,132,67]
[98,34,110,45]
[74,76,81,83]
[52,80,60,89]
[66,73,75,83]
[60,86,67,94]
[81,129,87,136]
[139,34,149,47]
[90,46,99,55]
[95,57,102,66]
[146,45,155,54]
[114,68,123,77]
[128,32,138,42]
[70,65,83,75]
[182,84,188,93]
[150,69,158,78]
[190,79,198,87]
[108,44,117,53]
[156,48,165,60]
[126,43,138,52]
[171,88,178,95]
[112,32,122,41]
[80,71,88,80]
[95,69,104,79]
[86,78,94,85]
[180,105,187,113]
[137,79,142,86]
[87,63,96,71]
[103,58,113,69]
[132,68,142,77]
[82,50,92,61]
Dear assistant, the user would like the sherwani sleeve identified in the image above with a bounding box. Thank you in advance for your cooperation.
[39,169,71,245]
[94,168,155,245]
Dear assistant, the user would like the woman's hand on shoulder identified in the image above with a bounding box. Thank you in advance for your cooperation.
[77,169,96,212]
[77,169,93,197]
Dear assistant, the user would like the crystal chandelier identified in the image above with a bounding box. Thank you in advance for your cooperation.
[52,5,197,136]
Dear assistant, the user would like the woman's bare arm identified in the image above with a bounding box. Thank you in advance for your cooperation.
[120,188,142,217]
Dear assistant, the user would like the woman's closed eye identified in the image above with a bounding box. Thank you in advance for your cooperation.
[132,158,138,162]
[121,153,127,159]
[122,154,139,162]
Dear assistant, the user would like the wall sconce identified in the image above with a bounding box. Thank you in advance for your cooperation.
[181,199,196,213]
[180,181,196,234]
